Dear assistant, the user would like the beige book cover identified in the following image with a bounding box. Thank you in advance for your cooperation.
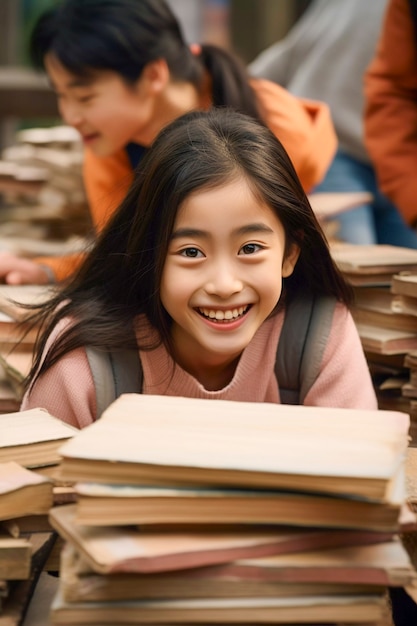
[391,272,417,299]
[356,323,417,355]
[0,535,32,580]
[352,308,417,333]
[0,407,78,468]
[331,244,417,275]
[0,461,53,520]
[59,394,410,502]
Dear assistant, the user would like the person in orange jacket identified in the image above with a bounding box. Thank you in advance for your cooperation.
[0,0,337,285]
[365,0,417,229]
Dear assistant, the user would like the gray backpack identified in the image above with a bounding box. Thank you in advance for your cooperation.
[86,293,336,418]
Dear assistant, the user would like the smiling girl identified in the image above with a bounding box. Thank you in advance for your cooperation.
[0,0,336,286]
[20,109,376,427]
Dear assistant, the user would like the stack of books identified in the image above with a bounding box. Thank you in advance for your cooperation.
[0,407,78,622]
[349,284,415,420]
[0,406,78,535]
[46,393,416,625]
[0,460,55,623]
[388,272,417,440]
[0,125,92,248]
[330,243,417,287]
[329,246,417,431]
[0,284,53,411]
[0,407,78,470]
[345,269,417,439]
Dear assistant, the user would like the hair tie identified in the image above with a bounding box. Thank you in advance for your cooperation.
[189,43,202,56]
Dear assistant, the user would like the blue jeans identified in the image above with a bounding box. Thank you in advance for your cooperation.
[315,150,417,249]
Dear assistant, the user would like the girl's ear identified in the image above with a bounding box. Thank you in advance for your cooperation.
[282,243,301,278]
[139,59,170,94]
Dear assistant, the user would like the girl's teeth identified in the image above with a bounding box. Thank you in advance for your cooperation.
[200,306,247,320]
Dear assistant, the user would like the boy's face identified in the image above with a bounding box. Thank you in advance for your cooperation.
[160,177,300,387]
[44,54,157,155]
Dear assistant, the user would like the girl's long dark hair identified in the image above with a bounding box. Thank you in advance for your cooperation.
[25,108,351,390]
[30,0,260,120]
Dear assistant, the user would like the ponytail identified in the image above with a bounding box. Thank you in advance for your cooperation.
[199,44,261,121]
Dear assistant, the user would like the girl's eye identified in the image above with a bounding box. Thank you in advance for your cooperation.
[180,247,203,258]
[240,243,262,255]
[78,95,94,104]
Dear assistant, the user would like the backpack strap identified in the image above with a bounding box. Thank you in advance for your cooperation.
[276,293,337,405]
[87,293,337,416]
[86,347,143,419]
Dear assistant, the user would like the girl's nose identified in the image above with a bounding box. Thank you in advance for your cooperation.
[205,266,244,298]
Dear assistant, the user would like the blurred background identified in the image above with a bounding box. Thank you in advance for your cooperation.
[0,0,311,149]
[0,0,314,271]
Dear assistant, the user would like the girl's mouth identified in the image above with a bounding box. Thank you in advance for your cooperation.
[197,305,250,322]
[82,133,100,143]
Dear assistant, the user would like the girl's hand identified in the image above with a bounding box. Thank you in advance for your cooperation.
[0,252,53,285]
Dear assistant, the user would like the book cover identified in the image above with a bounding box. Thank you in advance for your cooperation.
[59,394,410,502]
[0,535,32,579]
[0,461,53,520]
[356,323,417,355]
[331,244,417,275]
[392,272,417,299]
[0,407,78,468]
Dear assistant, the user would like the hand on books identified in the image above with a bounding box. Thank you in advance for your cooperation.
[0,251,52,285]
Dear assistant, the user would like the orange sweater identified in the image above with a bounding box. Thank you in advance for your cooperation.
[41,79,337,281]
[365,0,417,226]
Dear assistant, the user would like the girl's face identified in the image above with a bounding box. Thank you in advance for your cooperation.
[160,176,300,388]
[44,54,158,155]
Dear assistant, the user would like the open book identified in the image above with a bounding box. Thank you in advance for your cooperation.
[58,394,410,502]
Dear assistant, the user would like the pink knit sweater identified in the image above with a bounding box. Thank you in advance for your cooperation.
[21,302,377,429]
